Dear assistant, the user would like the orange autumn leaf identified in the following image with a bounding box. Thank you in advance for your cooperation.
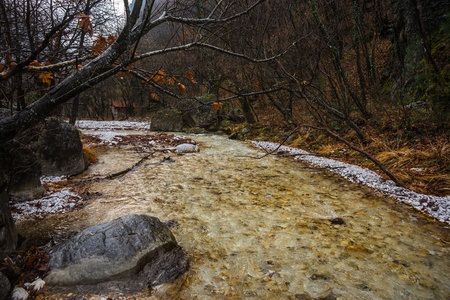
[91,35,108,54]
[212,102,223,111]
[45,61,51,66]
[151,70,166,84]
[177,83,186,94]
[107,35,117,45]
[29,60,43,67]
[39,73,53,84]
[168,77,177,85]
[10,62,16,67]
[184,71,197,84]
[150,93,159,100]
[76,13,93,37]
[0,64,3,71]
[77,64,83,69]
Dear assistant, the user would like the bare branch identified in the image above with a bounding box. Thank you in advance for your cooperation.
[147,0,265,29]
[26,55,96,72]
[135,37,307,63]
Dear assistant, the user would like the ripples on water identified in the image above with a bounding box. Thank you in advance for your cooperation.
[17,132,450,299]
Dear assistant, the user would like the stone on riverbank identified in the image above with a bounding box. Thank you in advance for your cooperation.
[175,143,199,153]
[45,214,188,291]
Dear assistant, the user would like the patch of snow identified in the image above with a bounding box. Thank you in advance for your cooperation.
[40,175,67,185]
[75,120,150,130]
[11,286,28,300]
[87,131,129,145]
[11,189,83,221]
[28,278,45,291]
[252,141,450,224]
[410,167,425,173]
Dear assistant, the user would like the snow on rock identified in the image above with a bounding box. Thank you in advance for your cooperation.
[75,120,150,130]
[252,141,450,224]
[11,189,83,221]
[40,175,67,185]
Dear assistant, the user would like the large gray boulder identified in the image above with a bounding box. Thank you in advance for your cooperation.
[0,271,10,300]
[183,105,218,130]
[7,141,44,201]
[45,214,188,290]
[0,190,17,259]
[150,106,219,132]
[33,118,86,176]
[150,109,185,131]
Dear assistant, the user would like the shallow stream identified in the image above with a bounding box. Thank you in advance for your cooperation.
[17,131,450,299]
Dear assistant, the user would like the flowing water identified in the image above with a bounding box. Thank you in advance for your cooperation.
[17,131,450,299]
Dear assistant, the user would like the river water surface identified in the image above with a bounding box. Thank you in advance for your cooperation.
[18,130,450,299]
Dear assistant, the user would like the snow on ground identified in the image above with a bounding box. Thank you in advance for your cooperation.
[86,131,130,145]
[75,120,150,130]
[11,189,83,221]
[252,141,450,225]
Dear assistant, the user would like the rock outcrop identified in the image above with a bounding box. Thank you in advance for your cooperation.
[45,214,188,291]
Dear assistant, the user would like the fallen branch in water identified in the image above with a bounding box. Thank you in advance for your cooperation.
[73,151,176,184]
[105,152,156,179]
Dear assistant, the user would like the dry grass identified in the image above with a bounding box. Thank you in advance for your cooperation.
[375,142,450,195]
[376,142,450,170]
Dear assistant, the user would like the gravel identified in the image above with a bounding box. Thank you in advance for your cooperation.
[252,141,450,225]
